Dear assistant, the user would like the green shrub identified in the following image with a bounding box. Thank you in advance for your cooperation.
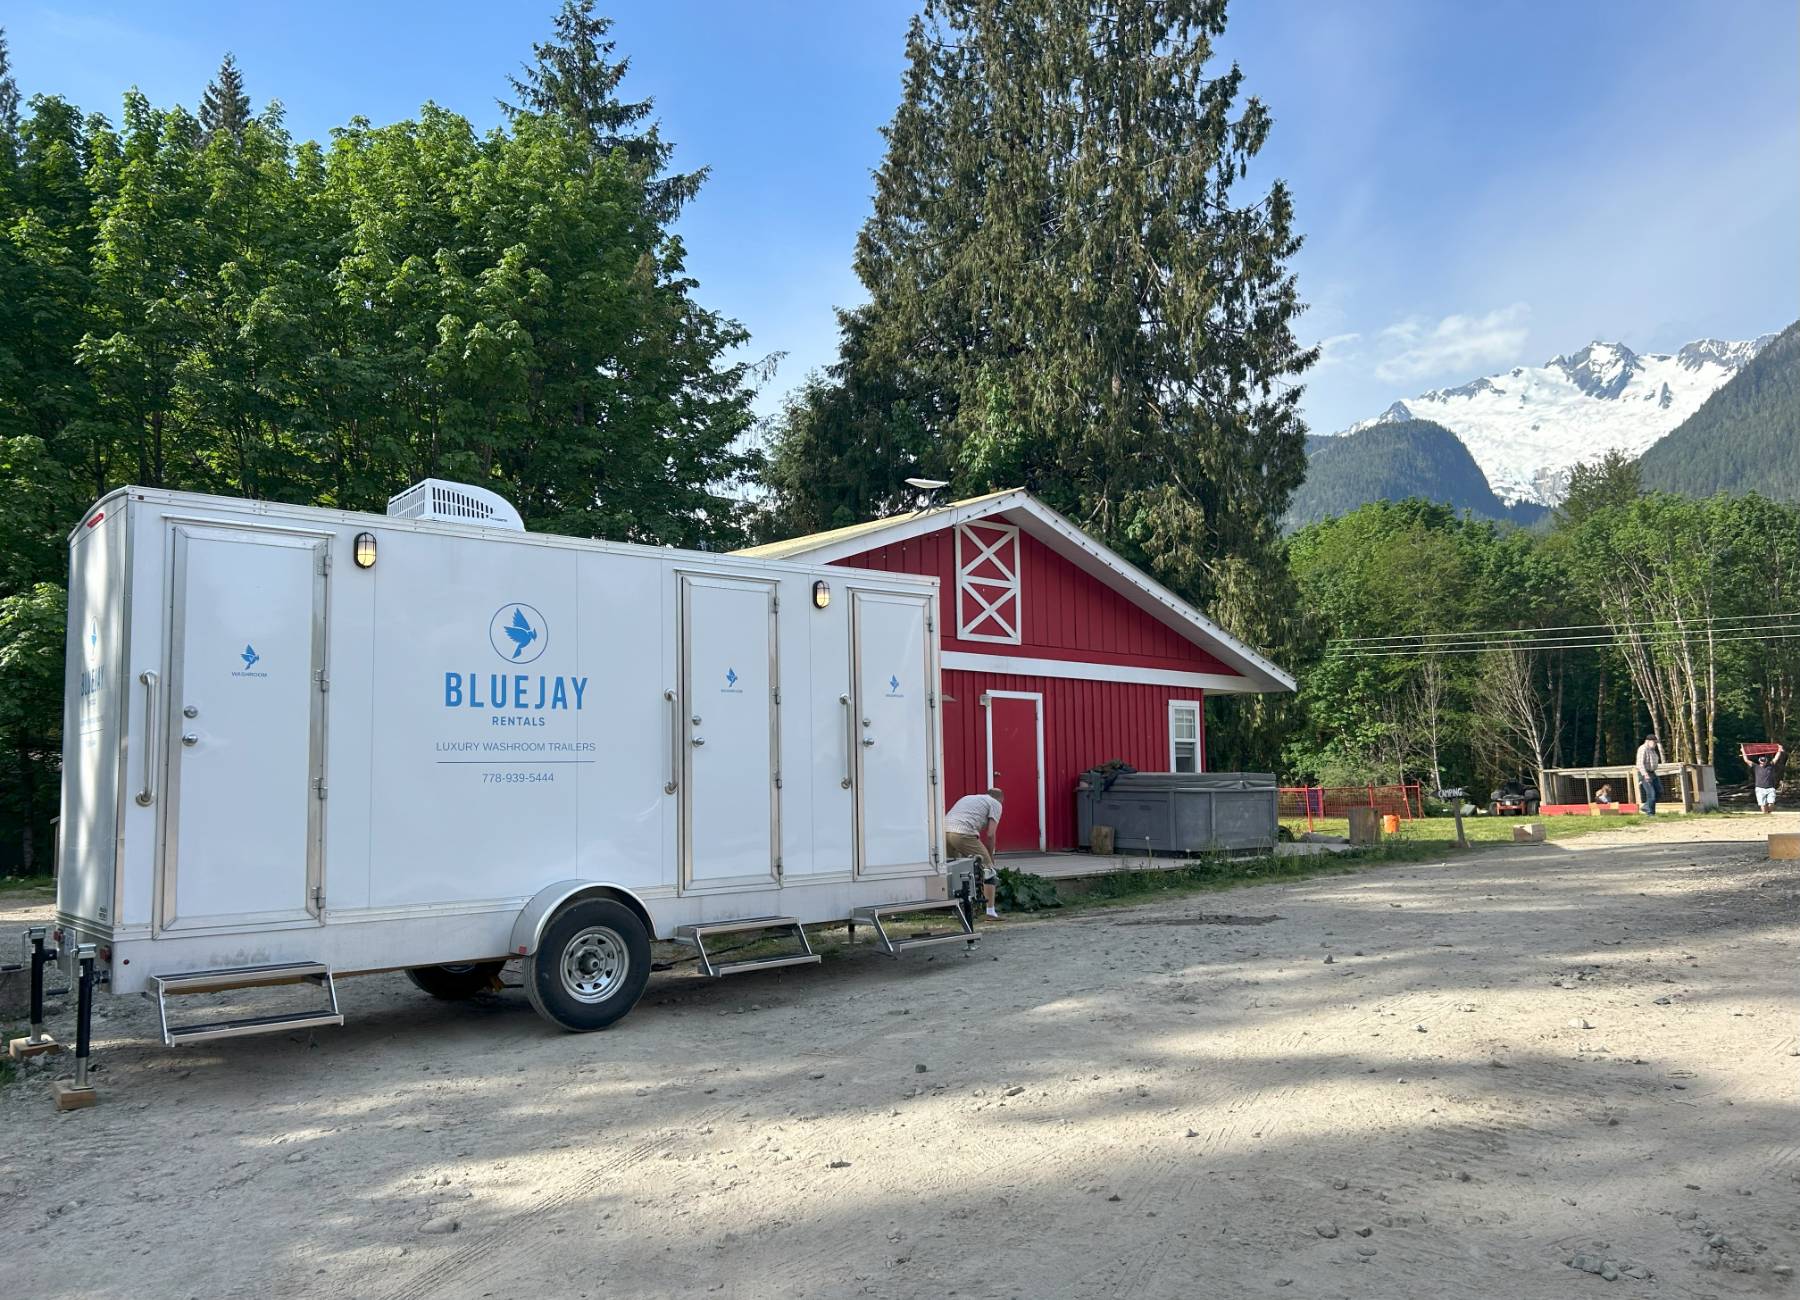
[996,867,1062,911]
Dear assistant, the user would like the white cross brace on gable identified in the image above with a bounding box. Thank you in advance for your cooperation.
[956,521,1021,644]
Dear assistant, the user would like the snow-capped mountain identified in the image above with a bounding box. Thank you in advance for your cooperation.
[1341,334,1778,505]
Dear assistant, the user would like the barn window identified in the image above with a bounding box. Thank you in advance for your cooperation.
[1168,700,1201,773]
[955,520,1021,644]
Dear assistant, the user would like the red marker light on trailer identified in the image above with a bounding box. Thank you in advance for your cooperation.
[85,511,105,528]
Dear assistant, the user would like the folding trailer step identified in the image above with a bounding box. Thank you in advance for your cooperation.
[670,916,821,978]
[148,961,343,1047]
[848,899,980,956]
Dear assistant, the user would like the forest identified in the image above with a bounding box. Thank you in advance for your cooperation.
[0,8,763,868]
[1283,456,1800,794]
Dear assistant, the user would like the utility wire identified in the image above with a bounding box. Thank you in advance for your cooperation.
[1332,610,1800,646]
[1329,628,1800,660]
[1329,617,1800,656]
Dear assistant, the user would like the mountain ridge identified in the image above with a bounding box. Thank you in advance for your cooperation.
[1339,331,1775,506]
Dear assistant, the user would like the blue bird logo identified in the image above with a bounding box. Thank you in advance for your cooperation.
[502,607,537,659]
[725,667,739,688]
[889,674,900,694]
[241,644,260,669]
[488,602,548,664]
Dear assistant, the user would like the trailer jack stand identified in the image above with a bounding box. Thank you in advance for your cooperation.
[8,927,63,1060]
[51,946,98,1112]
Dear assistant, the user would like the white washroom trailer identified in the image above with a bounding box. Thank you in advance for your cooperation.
[32,480,975,1071]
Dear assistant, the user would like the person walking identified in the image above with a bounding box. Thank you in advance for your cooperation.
[1742,743,1785,814]
[1635,734,1663,816]
[944,787,1004,919]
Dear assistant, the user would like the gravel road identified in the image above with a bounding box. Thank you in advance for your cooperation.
[4,812,1797,1299]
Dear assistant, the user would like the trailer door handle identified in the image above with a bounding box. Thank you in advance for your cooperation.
[134,670,159,806]
[839,694,854,788]
[663,689,679,795]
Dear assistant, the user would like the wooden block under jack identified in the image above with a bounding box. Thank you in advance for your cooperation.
[1770,833,1800,861]
[1513,823,1546,843]
[51,1080,97,1111]
[9,1034,62,1060]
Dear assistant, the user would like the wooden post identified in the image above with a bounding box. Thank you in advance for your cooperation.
[1347,807,1381,846]
[1451,799,1468,849]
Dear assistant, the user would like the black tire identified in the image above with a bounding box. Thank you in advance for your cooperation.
[1489,801,1500,817]
[1524,799,1540,816]
[525,897,652,1032]
[405,961,506,1000]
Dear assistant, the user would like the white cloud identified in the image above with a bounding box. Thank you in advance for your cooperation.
[1373,303,1531,383]
[1313,332,1362,366]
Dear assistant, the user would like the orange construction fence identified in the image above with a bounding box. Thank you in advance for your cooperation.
[1278,783,1425,832]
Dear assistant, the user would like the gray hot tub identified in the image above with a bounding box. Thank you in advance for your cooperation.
[1075,770,1278,854]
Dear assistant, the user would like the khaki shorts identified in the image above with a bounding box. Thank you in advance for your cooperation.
[945,831,994,875]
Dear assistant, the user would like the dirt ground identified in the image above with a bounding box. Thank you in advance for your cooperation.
[3,813,1798,1300]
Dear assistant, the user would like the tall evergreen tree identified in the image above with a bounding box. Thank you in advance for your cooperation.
[0,29,20,174]
[768,0,1314,645]
[199,51,250,142]
[504,1,700,218]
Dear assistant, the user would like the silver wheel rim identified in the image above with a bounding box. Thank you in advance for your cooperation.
[560,926,629,1003]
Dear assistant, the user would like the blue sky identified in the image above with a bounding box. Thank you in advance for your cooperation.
[9,1,1796,434]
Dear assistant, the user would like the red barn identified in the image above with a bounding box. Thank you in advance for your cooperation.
[739,490,1293,852]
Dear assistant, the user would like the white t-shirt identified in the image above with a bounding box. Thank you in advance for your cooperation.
[945,793,1003,837]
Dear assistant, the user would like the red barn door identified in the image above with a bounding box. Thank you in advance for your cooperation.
[986,691,1044,852]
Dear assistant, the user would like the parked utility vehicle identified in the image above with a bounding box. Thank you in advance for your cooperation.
[26,481,973,1085]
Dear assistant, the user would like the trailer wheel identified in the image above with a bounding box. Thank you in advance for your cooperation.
[525,897,651,1032]
[1524,799,1540,816]
[405,961,505,1001]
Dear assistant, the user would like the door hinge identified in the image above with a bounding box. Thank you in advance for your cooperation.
[928,690,937,708]
[316,668,330,693]
[926,613,935,632]
[774,858,784,880]
[311,885,325,910]
[314,776,328,800]
[930,768,939,786]
[774,771,783,790]
[320,550,332,575]
[772,594,781,613]
[772,686,781,705]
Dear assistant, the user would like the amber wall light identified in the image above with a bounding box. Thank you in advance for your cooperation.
[353,532,378,569]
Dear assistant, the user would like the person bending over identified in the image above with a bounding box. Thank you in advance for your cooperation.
[944,787,1004,919]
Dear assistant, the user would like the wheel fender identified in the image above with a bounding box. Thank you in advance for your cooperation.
[510,881,658,957]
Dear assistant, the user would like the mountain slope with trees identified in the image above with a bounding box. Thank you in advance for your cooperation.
[1286,419,1544,531]
[1638,319,1800,500]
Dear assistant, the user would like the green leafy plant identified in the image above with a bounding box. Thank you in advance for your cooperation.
[996,867,1061,912]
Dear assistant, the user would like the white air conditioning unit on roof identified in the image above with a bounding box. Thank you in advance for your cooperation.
[387,479,525,532]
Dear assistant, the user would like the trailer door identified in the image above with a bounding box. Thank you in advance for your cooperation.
[680,575,779,891]
[851,590,936,877]
[160,524,326,930]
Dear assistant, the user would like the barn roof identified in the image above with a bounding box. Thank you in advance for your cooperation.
[737,489,1294,693]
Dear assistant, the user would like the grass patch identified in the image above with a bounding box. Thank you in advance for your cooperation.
[1282,811,1660,850]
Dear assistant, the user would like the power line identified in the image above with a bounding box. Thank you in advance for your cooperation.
[1329,628,1800,660]
[1331,610,1800,646]
[1328,617,1800,656]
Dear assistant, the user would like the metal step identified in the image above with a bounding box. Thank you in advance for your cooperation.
[149,961,343,1047]
[670,916,821,979]
[164,1010,347,1046]
[848,899,979,956]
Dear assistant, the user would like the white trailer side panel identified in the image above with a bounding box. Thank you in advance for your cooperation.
[58,504,128,928]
